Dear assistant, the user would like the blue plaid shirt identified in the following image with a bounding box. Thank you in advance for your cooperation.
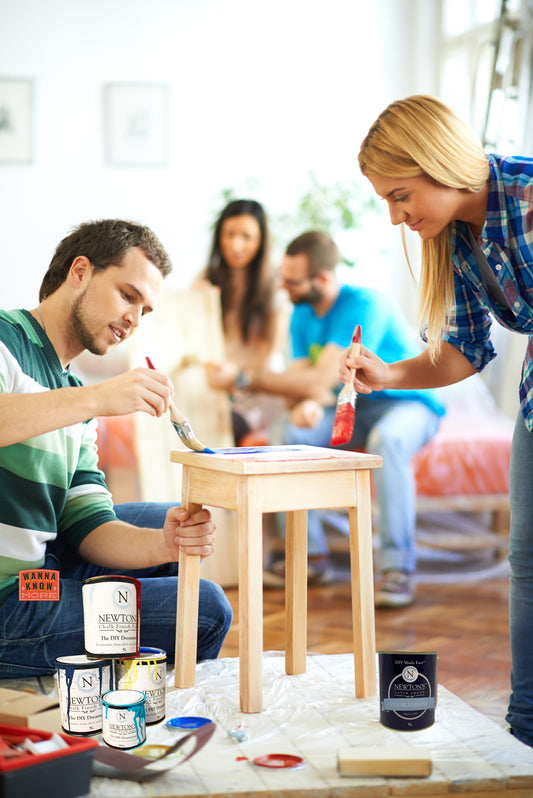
[444,154,533,430]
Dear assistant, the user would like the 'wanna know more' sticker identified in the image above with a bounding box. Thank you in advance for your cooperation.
[19,569,60,600]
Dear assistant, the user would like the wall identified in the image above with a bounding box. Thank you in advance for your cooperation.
[0,0,440,310]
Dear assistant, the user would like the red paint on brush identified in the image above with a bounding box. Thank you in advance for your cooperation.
[330,402,356,447]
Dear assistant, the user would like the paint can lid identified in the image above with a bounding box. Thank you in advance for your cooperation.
[133,744,174,759]
[165,716,211,729]
[253,753,305,769]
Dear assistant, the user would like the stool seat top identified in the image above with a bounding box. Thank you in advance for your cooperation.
[170,444,382,475]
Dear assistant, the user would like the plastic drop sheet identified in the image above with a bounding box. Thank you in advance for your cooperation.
[89,651,533,797]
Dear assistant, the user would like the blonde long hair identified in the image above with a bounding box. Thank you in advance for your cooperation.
[358,95,489,361]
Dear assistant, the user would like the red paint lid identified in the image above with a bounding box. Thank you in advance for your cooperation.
[253,753,305,769]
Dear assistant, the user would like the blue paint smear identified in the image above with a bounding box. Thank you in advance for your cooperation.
[211,445,309,455]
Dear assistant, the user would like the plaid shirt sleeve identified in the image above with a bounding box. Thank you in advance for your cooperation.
[444,154,533,430]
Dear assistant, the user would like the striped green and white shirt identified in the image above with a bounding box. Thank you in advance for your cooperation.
[0,309,116,600]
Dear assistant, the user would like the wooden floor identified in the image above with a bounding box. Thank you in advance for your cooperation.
[219,557,511,731]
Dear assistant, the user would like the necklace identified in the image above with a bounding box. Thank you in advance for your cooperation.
[35,307,46,335]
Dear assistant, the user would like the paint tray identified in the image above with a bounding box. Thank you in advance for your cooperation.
[0,722,98,798]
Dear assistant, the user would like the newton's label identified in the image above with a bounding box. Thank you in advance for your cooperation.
[82,576,140,658]
[56,655,112,735]
[115,647,166,724]
[378,651,438,731]
[102,689,146,749]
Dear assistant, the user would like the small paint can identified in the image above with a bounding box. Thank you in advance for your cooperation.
[82,575,140,658]
[114,646,166,724]
[378,650,438,731]
[101,689,146,749]
[56,655,112,735]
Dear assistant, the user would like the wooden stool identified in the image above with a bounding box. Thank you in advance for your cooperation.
[170,444,382,713]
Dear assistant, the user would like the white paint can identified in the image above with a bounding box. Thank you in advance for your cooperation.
[56,655,112,735]
[114,646,166,724]
[101,689,146,749]
[82,575,140,658]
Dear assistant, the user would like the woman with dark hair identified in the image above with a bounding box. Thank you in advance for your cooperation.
[193,199,289,443]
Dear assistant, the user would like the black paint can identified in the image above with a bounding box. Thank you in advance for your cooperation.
[378,650,437,731]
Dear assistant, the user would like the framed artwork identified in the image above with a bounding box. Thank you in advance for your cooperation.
[104,82,170,167]
[0,78,34,164]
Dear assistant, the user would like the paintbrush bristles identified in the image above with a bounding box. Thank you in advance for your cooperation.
[329,324,361,447]
[168,402,214,453]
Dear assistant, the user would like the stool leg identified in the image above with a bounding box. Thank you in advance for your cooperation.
[285,509,308,675]
[174,476,202,688]
[350,470,377,697]
[174,551,200,687]
[238,476,263,712]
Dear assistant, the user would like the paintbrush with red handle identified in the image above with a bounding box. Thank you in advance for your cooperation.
[146,357,214,453]
[330,324,361,447]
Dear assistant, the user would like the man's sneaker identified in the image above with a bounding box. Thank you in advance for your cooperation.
[374,569,415,608]
[263,555,334,588]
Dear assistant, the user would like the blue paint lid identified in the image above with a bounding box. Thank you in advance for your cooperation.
[165,715,211,729]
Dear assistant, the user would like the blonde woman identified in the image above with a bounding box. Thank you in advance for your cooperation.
[340,94,533,747]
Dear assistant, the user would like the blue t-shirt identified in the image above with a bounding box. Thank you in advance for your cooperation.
[290,284,445,416]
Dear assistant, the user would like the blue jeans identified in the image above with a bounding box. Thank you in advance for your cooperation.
[0,503,232,678]
[282,396,441,573]
[506,414,533,746]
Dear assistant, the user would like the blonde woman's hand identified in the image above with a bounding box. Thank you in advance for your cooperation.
[339,345,390,394]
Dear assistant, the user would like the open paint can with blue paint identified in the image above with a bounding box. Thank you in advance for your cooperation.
[56,655,113,735]
[378,650,437,731]
[82,575,141,658]
[102,689,146,749]
[114,646,167,724]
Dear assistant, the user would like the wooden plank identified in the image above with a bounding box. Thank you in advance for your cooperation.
[338,745,432,776]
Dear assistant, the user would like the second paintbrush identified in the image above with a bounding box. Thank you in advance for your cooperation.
[330,324,361,447]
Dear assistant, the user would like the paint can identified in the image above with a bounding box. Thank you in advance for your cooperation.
[82,575,140,658]
[101,689,146,749]
[114,647,166,724]
[378,651,437,731]
[56,655,112,735]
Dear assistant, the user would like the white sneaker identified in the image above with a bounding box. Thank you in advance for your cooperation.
[263,556,334,588]
[374,570,416,608]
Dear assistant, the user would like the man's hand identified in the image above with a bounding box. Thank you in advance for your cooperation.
[88,367,175,417]
[163,506,216,560]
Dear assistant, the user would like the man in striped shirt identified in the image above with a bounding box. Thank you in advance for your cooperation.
[0,219,232,677]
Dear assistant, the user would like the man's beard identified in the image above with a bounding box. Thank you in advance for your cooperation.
[292,284,323,306]
[70,293,107,356]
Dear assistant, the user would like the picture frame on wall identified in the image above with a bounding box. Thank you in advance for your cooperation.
[0,78,34,164]
[104,82,170,167]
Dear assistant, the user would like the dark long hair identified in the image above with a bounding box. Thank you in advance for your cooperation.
[206,199,274,342]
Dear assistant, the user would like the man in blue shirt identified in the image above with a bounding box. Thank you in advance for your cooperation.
[249,231,445,606]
